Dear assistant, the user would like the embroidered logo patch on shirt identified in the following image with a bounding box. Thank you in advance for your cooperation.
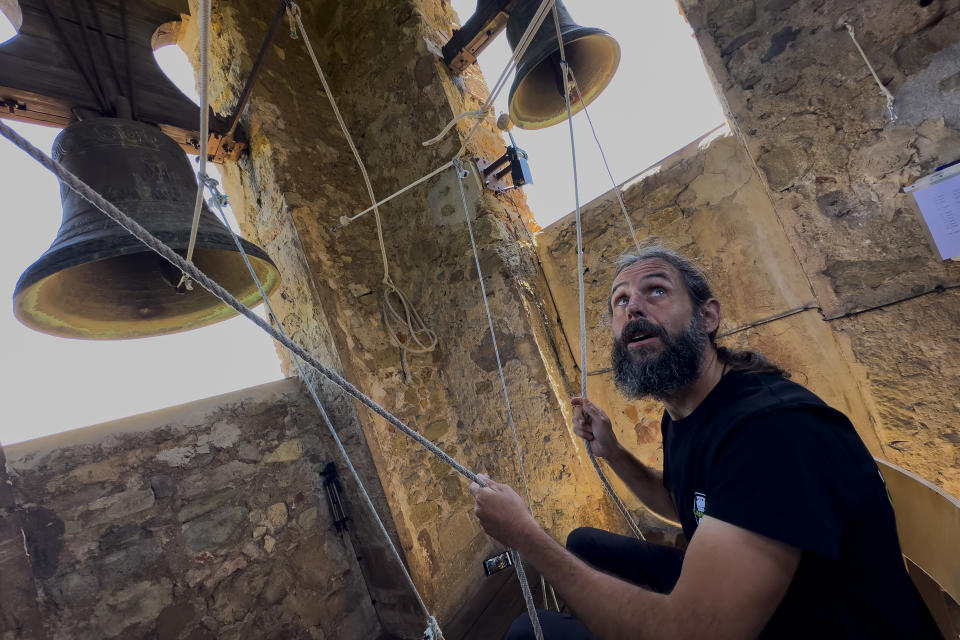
[693,492,706,524]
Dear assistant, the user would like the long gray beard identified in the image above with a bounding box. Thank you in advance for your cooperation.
[612,314,709,400]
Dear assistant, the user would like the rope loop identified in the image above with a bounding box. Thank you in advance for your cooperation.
[289,0,438,357]
[381,280,438,354]
[422,108,490,147]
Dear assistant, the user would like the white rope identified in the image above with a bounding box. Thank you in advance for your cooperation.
[451,158,543,640]
[552,8,645,541]
[332,160,455,231]
[566,67,642,254]
[200,177,441,637]
[843,23,896,123]
[289,2,437,358]
[179,0,211,289]
[421,109,489,147]
[422,0,556,148]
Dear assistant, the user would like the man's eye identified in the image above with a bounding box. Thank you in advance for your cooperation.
[651,287,666,297]
[615,297,628,306]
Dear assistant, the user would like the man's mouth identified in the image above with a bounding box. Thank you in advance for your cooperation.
[624,324,663,349]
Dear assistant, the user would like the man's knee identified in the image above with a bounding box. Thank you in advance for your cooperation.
[565,526,604,560]
[505,613,538,640]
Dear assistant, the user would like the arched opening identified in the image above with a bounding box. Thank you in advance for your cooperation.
[152,20,201,106]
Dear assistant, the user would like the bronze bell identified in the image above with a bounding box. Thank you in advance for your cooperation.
[13,117,281,339]
[507,0,620,130]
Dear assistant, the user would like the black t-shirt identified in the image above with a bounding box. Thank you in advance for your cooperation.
[661,370,941,639]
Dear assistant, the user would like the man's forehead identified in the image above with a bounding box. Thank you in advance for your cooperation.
[610,259,679,290]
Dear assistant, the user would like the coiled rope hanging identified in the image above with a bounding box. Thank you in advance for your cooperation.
[287,2,438,368]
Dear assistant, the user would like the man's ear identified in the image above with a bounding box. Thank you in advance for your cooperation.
[701,298,721,335]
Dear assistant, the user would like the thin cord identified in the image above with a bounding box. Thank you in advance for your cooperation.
[452,161,533,512]
[181,0,211,288]
[553,8,645,541]
[289,2,437,356]
[843,23,896,122]
[566,67,641,254]
[201,177,441,638]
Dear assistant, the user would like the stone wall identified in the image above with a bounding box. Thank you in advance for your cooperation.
[677,0,960,494]
[0,379,398,639]
[183,0,634,635]
[537,126,883,534]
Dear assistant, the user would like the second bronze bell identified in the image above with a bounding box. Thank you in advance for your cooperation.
[506,0,621,130]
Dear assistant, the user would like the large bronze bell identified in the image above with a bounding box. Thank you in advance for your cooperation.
[507,0,620,130]
[13,118,281,339]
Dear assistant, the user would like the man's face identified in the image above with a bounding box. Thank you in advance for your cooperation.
[608,259,709,399]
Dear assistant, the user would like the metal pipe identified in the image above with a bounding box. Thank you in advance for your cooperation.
[224,0,290,138]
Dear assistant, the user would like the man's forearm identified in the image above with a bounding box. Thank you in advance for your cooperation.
[605,446,678,522]
[517,527,674,640]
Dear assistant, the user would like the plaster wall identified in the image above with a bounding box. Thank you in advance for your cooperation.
[0,379,388,640]
[677,0,960,494]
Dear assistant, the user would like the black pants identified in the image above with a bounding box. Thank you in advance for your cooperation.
[505,527,684,640]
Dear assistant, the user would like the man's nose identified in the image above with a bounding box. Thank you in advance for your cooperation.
[626,294,646,318]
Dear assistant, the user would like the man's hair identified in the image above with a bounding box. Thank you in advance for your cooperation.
[613,245,788,378]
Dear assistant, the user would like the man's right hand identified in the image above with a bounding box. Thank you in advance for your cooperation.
[571,397,621,459]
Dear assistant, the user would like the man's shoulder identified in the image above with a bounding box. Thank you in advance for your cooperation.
[721,370,830,423]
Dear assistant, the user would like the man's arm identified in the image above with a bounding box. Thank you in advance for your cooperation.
[470,477,800,640]
[573,397,678,522]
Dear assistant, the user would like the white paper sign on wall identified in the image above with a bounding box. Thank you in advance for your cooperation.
[905,162,960,261]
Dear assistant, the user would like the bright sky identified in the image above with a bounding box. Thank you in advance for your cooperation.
[0,2,722,445]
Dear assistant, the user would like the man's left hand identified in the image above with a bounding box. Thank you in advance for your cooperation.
[469,474,540,550]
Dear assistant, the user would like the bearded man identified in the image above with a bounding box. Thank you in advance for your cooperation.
[469,246,940,639]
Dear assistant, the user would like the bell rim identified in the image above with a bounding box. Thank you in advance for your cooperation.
[13,236,281,340]
[14,231,277,298]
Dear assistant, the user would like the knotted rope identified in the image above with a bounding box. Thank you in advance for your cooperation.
[843,23,896,123]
